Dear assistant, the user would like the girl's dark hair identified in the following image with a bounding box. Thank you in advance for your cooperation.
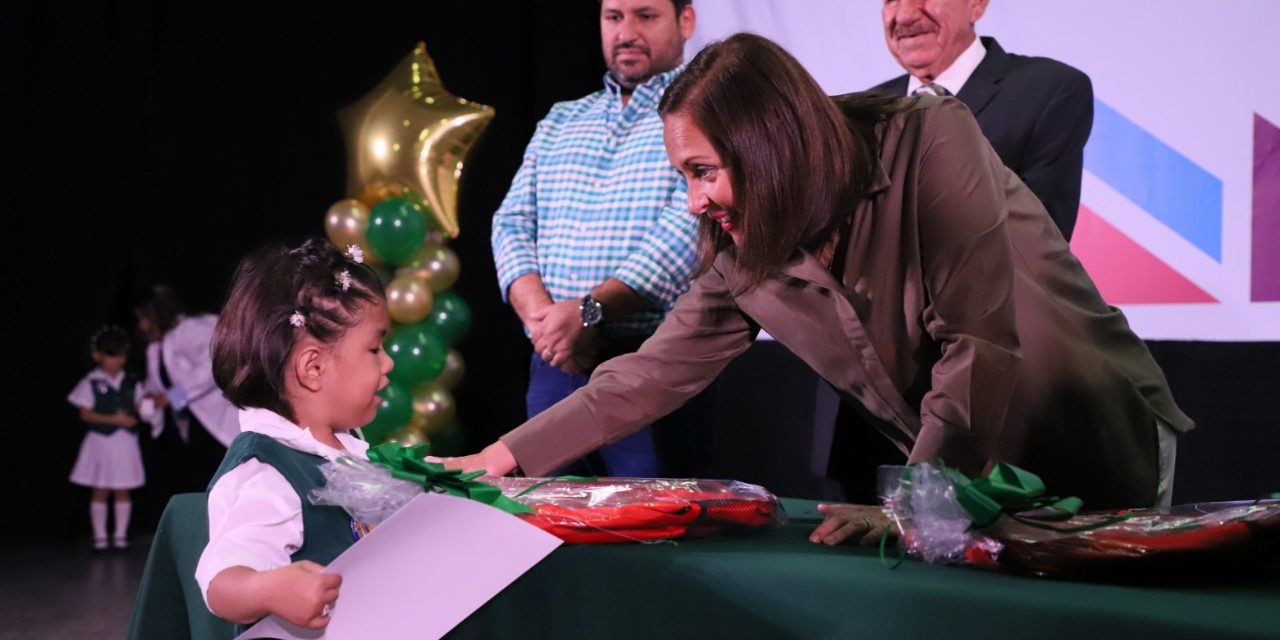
[90,325,130,356]
[135,285,186,334]
[211,238,385,421]
[658,33,900,287]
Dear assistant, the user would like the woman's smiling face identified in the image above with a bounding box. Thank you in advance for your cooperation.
[663,111,742,246]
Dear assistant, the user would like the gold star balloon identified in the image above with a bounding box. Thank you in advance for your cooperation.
[339,43,494,238]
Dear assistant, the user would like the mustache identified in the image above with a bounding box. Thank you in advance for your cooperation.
[893,26,934,39]
[613,41,650,56]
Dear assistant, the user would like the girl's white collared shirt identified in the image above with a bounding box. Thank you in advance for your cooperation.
[194,408,369,608]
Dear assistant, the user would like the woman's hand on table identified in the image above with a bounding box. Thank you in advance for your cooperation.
[809,503,897,547]
[427,441,518,476]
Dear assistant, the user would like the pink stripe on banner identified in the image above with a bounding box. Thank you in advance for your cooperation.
[1070,205,1216,304]
[1253,114,1280,302]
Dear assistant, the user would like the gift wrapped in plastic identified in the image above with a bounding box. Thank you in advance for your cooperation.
[880,462,1280,578]
[488,476,787,544]
[311,444,786,544]
[311,455,424,529]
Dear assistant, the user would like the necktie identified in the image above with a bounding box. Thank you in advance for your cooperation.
[158,342,172,388]
[158,341,191,442]
[913,82,951,97]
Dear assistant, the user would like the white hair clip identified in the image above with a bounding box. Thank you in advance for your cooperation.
[346,245,364,264]
[336,269,352,292]
[289,311,306,328]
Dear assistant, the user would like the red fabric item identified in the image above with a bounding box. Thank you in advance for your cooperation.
[496,478,785,544]
[987,501,1280,577]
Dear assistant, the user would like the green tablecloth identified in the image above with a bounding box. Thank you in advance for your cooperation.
[127,494,234,640]
[129,494,1280,640]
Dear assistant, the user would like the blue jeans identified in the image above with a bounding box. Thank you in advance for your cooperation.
[526,338,717,478]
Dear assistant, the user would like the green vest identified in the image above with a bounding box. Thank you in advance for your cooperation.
[208,432,356,566]
[87,375,138,436]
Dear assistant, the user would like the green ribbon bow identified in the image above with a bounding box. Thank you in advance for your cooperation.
[365,442,532,515]
[934,462,1128,533]
[881,462,1133,569]
[941,463,1083,529]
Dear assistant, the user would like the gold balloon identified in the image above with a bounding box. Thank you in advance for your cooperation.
[437,348,465,390]
[324,199,380,265]
[408,383,456,435]
[425,230,448,246]
[339,43,494,238]
[385,274,434,324]
[396,243,461,293]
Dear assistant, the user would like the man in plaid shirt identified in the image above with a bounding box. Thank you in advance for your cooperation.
[491,0,712,477]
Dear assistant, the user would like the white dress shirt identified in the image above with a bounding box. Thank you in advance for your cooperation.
[906,35,988,97]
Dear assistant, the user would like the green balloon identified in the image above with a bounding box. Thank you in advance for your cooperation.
[364,381,413,444]
[427,421,466,457]
[367,197,427,265]
[384,322,447,387]
[425,291,472,345]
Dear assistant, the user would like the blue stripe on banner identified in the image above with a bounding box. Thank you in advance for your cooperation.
[1085,99,1223,261]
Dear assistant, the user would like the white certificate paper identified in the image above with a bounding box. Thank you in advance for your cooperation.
[237,492,562,640]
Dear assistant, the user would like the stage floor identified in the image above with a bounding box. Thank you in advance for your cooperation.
[0,539,149,639]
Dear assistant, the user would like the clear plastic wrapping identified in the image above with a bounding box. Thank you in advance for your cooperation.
[975,500,1280,577]
[489,477,787,543]
[879,463,1280,578]
[310,456,423,527]
[878,462,990,564]
[310,456,787,544]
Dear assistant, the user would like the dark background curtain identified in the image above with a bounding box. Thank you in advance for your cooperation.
[2,0,603,542]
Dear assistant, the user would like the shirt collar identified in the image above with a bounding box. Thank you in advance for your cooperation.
[906,35,987,96]
[238,407,370,461]
[602,65,685,106]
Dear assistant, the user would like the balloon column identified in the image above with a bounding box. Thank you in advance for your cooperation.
[324,43,490,453]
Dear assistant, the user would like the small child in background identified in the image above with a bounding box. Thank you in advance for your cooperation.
[67,325,149,550]
[196,238,391,630]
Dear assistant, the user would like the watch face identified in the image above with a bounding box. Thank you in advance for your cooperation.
[581,298,604,326]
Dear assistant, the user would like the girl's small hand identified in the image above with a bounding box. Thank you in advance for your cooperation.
[809,503,897,547]
[264,561,342,629]
[114,412,139,428]
[428,441,518,476]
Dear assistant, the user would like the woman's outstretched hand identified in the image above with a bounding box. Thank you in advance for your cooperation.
[809,503,897,547]
[426,441,518,476]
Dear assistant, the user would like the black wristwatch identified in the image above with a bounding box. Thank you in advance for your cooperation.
[579,295,605,328]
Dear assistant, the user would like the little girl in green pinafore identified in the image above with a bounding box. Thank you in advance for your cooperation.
[67,325,148,550]
[196,238,392,630]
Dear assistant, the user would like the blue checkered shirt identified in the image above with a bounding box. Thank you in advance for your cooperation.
[491,67,699,338]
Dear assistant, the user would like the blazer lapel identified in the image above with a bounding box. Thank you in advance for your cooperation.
[956,36,1009,117]
[725,245,921,446]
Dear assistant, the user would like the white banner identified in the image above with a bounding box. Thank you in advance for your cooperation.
[688,1,1280,340]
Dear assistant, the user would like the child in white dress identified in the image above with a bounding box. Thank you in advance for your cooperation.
[67,326,150,550]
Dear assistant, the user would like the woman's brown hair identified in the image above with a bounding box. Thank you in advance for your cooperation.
[659,33,896,286]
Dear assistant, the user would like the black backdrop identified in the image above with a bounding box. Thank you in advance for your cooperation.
[3,2,1277,544]
[3,1,605,542]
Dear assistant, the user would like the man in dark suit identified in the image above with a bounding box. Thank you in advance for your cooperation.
[874,0,1092,240]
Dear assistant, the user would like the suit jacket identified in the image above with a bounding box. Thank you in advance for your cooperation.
[874,37,1092,240]
[145,314,240,447]
[501,96,1191,509]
